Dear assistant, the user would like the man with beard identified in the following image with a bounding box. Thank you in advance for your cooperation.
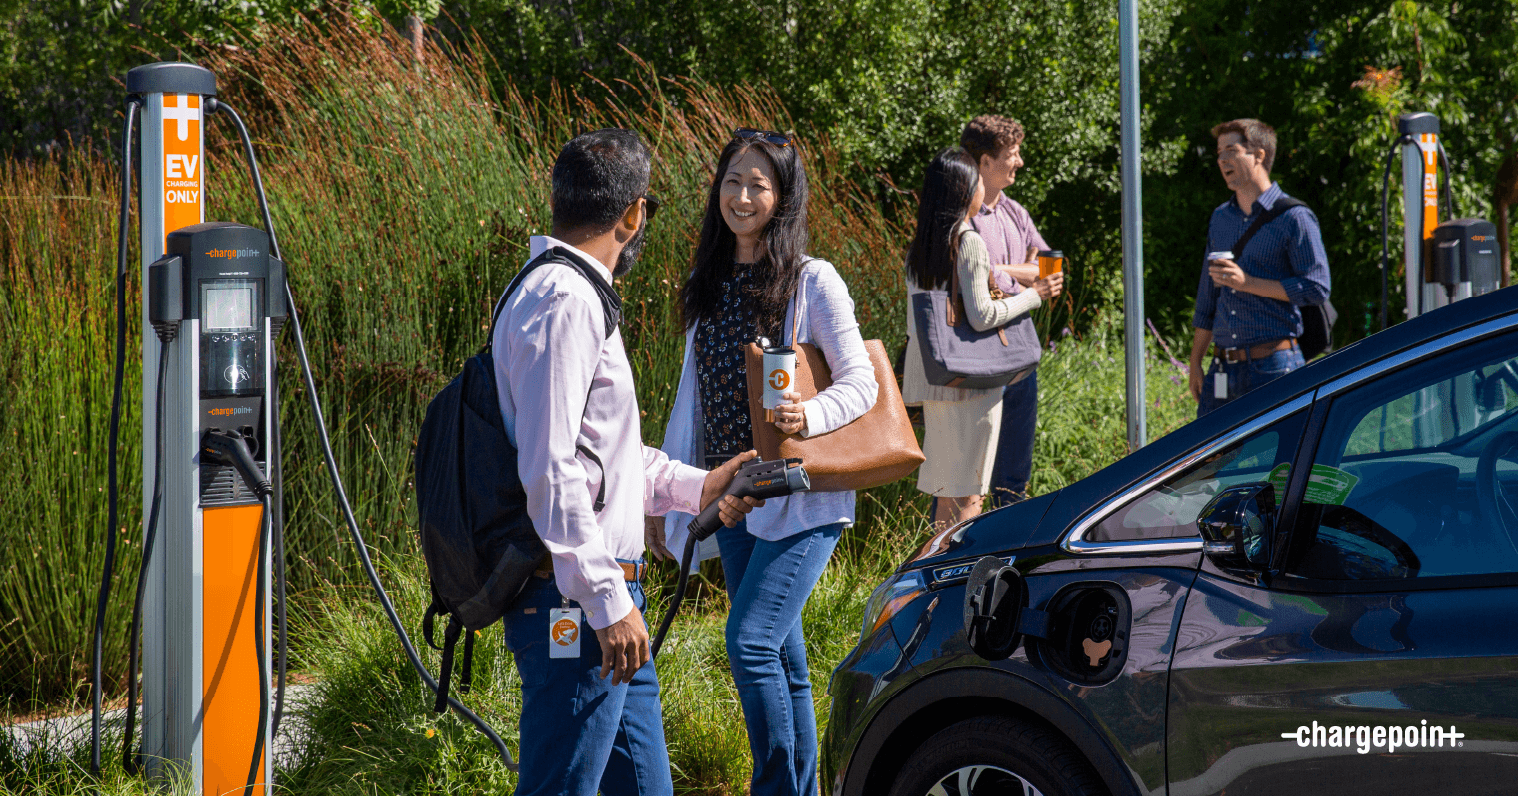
[494,128,762,796]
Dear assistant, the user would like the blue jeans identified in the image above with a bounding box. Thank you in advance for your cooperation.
[1196,345,1306,418]
[501,564,671,796]
[987,369,1038,508]
[716,520,843,796]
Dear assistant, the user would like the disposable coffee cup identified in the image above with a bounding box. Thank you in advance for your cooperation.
[761,346,797,423]
[1037,250,1064,279]
[1207,250,1234,262]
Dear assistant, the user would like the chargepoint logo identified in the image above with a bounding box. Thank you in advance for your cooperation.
[1282,720,1464,754]
[207,248,260,259]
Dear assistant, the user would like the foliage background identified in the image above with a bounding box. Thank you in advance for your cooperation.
[4,0,1517,339]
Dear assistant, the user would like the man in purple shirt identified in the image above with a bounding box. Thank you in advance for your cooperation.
[961,115,1063,507]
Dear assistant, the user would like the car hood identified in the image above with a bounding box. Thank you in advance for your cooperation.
[900,491,1060,569]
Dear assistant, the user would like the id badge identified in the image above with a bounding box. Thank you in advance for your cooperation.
[1214,371,1228,400]
[548,608,582,659]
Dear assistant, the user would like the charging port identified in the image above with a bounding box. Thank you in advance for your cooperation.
[1034,583,1131,685]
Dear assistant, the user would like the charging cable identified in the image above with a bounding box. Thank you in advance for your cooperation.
[121,337,169,774]
[92,95,140,777]
[212,99,516,770]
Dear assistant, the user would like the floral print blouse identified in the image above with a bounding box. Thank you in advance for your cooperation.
[694,264,776,460]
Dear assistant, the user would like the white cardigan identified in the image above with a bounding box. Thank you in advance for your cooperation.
[661,258,877,555]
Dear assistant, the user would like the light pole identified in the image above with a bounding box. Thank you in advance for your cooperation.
[1119,0,1147,450]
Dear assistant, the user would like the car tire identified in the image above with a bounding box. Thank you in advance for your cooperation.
[887,715,1108,796]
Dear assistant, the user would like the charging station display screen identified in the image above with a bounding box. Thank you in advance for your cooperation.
[205,287,255,331]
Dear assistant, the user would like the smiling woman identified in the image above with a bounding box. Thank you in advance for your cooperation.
[654,127,878,796]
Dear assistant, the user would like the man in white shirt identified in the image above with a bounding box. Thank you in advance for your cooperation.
[494,129,761,796]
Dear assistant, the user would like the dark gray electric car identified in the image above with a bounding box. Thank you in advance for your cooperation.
[823,286,1518,796]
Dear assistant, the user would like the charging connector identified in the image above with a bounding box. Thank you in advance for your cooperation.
[201,428,272,499]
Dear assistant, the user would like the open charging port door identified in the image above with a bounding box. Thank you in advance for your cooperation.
[963,557,1048,661]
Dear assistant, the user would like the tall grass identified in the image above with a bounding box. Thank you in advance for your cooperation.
[0,151,140,708]
[0,12,911,707]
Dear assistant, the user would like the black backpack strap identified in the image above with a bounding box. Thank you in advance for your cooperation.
[576,444,608,512]
[459,630,476,695]
[434,616,464,714]
[482,248,574,354]
[422,584,447,651]
[1232,196,1307,257]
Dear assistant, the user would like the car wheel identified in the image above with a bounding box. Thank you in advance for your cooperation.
[888,715,1108,796]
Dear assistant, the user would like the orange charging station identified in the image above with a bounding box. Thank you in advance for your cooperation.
[128,62,279,794]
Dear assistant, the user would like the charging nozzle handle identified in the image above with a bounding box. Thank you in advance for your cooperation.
[201,428,272,499]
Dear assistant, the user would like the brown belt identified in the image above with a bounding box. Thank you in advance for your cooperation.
[1215,338,1296,364]
[534,560,645,582]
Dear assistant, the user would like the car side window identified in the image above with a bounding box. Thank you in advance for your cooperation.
[1089,411,1308,542]
[1284,333,1518,581]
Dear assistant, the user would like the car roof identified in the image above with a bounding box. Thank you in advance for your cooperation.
[1026,286,1518,549]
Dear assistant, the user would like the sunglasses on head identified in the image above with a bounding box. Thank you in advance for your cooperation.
[734,127,795,147]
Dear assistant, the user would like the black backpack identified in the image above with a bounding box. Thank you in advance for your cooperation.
[1231,196,1337,360]
[413,247,611,712]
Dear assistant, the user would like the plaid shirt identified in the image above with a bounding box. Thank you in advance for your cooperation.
[1193,183,1331,348]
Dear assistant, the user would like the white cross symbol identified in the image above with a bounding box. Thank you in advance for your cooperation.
[162,94,199,142]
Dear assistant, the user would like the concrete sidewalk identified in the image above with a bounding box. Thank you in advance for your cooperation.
[3,684,313,768]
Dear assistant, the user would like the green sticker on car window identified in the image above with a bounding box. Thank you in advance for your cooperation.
[1305,464,1358,505]
[1263,463,1358,505]
[1267,463,1290,495]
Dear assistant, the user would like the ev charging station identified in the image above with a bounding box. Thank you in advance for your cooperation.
[1392,112,1501,321]
[125,62,284,794]
[92,61,514,795]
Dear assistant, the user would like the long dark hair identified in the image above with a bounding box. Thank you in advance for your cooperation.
[681,137,810,336]
[905,147,980,291]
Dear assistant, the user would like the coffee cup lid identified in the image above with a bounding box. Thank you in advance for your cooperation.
[1040,250,1063,259]
[764,346,795,355]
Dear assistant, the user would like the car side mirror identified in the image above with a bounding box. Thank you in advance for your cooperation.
[1196,482,1276,570]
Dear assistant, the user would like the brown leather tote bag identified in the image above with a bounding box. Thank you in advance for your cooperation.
[744,295,924,492]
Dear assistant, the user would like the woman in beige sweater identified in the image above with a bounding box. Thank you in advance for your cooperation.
[903,147,1061,529]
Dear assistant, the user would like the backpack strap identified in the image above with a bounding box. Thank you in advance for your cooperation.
[1232,196,1307,257]
[425,580,446,650]
[459,629,476,695]
[482,248,567,354]
[434,616,464,714]
[484,246,624,354]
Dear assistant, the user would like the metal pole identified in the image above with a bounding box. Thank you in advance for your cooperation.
[1119,0,1146,449]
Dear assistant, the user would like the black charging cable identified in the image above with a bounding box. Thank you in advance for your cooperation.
[92,95,141,777]
[649,535,699,660]
[1379,134,1413,331]
[212,98,516,770]
[121,337,170,775]
[1438,141,1461,221]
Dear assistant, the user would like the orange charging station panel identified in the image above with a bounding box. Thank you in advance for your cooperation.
[202,503,267,794]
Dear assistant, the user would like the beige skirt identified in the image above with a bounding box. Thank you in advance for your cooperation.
[916,390,1003,498]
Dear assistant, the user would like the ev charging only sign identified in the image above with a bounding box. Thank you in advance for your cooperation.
[160,93,202,240]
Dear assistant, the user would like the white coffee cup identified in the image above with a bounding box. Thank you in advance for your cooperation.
[761,347,796,422]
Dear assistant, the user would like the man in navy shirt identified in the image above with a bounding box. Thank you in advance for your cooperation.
[1189,118,1330,417]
